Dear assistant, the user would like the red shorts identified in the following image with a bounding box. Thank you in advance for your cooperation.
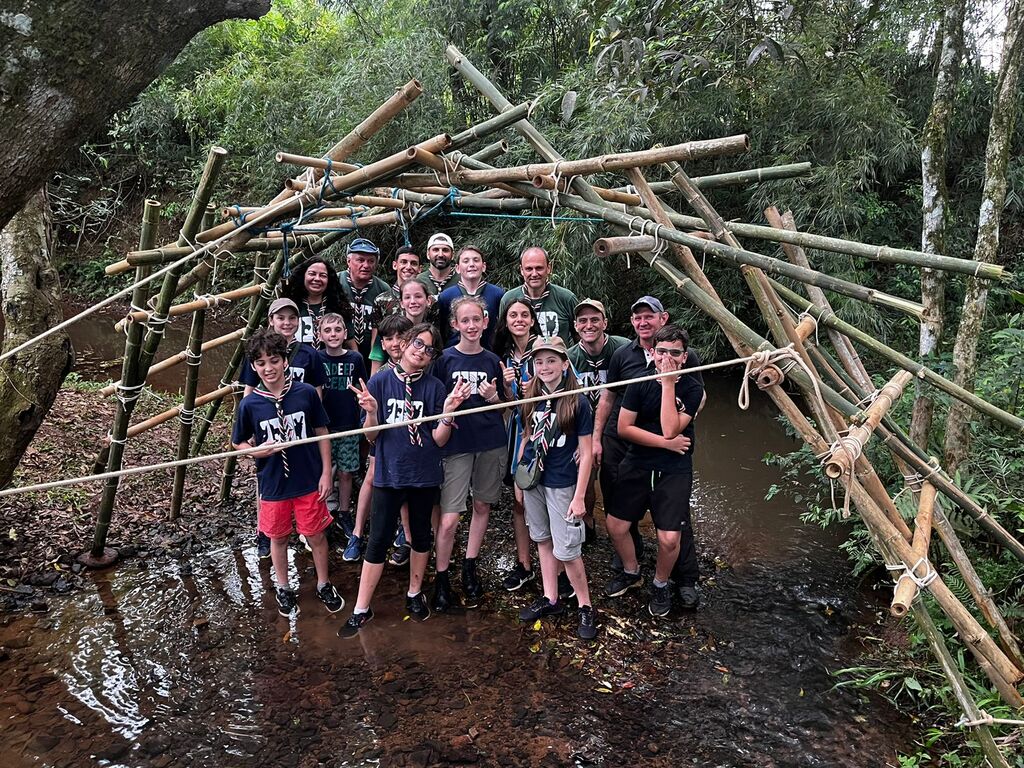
[259,490,333,539]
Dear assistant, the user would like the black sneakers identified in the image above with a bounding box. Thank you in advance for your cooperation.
[501,563,535,592]
[678,584,700,610]
[256,531,271,560]
[317,583,345,614]
[577,605,597,640]
[389,544,411,566]
[339,608,374,637]
[649,583,672,617]
[604,570,642,598]
[557,572,576,602]
[275,586,299,617]
[432,570,452,613]
[519,596,564,622]
[462,559,483,607]
[406,593,431,622]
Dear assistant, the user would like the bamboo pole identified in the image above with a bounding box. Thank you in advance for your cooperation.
[448,103,531,151]
[168,213,215,520]
[218,411,240,505]
[127,385,237,439]
[764,207,874,391]
[891,482,937,616]
[613,162,814,194]
[449,135,750,186]
[593,235,657,257]
[391,188,534,211]
[82,198,162,566]
[107,235,318,274]
[100,329,245,397]
[823,370,915,479]
[768,279,1024,435]
[274,152,359,173]
[470,139,509,163]
[114,284,263,331]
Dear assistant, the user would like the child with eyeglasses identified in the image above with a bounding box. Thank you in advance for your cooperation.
[340,323,471,636]
[606,324,705,618]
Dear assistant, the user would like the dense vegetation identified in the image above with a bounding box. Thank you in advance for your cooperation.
[49,0,1023,762]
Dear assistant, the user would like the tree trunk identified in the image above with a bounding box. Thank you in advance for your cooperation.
[0,0,269,232]
[911,0,965,448]
[0,188,73,488]
[944,0,1023,473]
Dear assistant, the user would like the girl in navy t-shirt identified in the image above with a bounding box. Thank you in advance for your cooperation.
[341,323,471,636]
[515,336,597,640]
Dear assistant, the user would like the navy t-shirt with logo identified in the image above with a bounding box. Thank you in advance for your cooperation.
[437,282,506,350]
[433,347,507,455]
[521,394,594,489]
[232,381,329,501]
[318,349,367,431]
[368,368,446,488]
[620,376,704,473]
[239,343,326,389]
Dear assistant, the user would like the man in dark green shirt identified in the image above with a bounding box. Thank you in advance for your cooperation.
[498,246,578,340]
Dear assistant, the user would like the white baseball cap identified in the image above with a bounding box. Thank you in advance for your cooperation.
[427,233,454,249]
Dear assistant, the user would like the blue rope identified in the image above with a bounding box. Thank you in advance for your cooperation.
[448,211,605,224]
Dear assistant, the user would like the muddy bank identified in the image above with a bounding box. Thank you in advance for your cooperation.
[0,373,913,766]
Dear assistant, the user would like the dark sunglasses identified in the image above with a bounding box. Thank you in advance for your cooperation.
[653,347,686,358]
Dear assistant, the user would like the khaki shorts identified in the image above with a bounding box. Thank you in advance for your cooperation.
[440,446,508,513]
[523,484,585,562]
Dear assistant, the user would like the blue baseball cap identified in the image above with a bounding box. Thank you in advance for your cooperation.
[630,295,665,314]
[347,238,379,255]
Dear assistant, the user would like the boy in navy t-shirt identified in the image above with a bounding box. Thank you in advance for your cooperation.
[432,295,508,611]
[317,313,367,537]
[606,324,705,616]
[436,245,505,350]
[240,298,326,397]
[231,329,344,618]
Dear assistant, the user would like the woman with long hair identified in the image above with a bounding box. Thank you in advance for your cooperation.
[282,257,354,349]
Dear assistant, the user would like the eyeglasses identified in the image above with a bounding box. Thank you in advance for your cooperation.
[653,347,686,358]
[410,337,439,358]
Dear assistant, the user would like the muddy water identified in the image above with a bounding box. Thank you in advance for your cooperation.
[62,302,239,393]
[0,373,910,767]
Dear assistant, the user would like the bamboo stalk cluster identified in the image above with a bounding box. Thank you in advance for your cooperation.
[86,45,1023,763]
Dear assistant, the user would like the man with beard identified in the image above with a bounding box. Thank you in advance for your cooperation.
[497,247,578,340]
[417,232,458,295]
[339,238,390,362]
[567,299,628,541]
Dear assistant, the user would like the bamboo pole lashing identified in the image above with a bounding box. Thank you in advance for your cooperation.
[114,284,264,331]
[99,328,245,397]
[891,482,937,617]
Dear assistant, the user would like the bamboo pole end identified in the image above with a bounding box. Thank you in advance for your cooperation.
[77,547,118,569]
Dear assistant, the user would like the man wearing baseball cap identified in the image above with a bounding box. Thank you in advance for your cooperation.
[417,232,459,295]
[340,238,390,361]
[592,295,705,607]
[568,298,629,541]
[498,246,579,340]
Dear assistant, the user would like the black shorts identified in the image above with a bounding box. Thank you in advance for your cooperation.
[608,466,692,532]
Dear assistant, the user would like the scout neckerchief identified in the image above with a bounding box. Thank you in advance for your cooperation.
[578,335,611,407]
[394,364,424,446]
[427,270,453,294]
[344,272,371,344]
[458,279,488,297]
[506,335,536,400]
[529,386,563,473]
[254,373,294,477]
[521,286,550,318]
[302,300,325,349]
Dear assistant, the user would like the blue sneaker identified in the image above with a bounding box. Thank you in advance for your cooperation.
[338,511,355,539]
[393,527,407,548]
[343,534,363,562]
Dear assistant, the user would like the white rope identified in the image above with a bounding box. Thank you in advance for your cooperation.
[957,710,1024,728]
[0,354,757,499]
[548,161,563,228]
[0,190,309,364]
[886,557,938,589]
[114,381,145,406]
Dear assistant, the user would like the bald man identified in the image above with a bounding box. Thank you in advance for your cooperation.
[497,246,578,340]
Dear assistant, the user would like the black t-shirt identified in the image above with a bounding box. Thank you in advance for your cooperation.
[620,376,704,472]
[603,339,703,439]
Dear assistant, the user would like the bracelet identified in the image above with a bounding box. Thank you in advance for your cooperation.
[441,417,455,426]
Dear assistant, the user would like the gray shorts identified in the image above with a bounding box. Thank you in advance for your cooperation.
[523,484,585,562]
[440,446,508,514]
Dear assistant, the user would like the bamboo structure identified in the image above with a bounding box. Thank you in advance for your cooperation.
[56,51,1023,764]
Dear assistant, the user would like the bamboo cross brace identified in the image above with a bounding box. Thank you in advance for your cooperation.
[114,284,263,331]
[823,370,915,479]
[593,235,657,257]
[126,385,238,439]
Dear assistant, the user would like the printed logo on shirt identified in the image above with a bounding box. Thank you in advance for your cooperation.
[325,360,358,390]
[537,311,560,337]
[532,410,567,448]
[258,411,308,443]
[385,398,425,423]
[288,366,307,382]
[296,317,317,344]
[450,370,488,394]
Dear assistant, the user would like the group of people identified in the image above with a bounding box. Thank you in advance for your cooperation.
[230,232,705,641]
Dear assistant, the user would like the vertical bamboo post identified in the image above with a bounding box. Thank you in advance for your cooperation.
[83,199,162,566]
[168,205,217,520]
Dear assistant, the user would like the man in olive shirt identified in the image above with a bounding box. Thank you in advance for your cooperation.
[568,298,628,540]
[417,232,458,295]
[498,246,578,340]
[339,238,391,362]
